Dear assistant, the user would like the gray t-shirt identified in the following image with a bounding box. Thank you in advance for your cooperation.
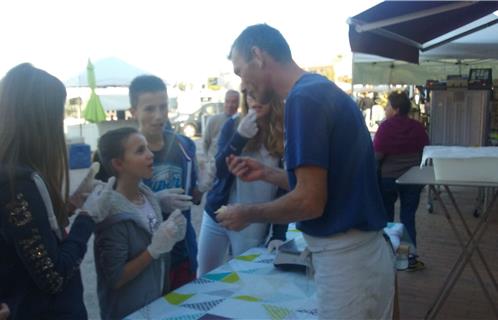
[133,195,159,233]
[228,146,279,205]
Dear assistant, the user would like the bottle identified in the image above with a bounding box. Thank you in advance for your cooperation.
[396,244,409,271]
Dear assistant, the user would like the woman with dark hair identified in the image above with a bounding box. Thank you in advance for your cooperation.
[197,90,288,275]
[0,63,108,319]
[373,90,429,271]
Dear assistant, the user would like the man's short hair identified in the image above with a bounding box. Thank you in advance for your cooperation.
[228,24,292,63]
[129,75,167,108]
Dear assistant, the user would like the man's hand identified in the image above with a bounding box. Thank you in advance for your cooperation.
[216,204,250,231]
[226,155,266,182]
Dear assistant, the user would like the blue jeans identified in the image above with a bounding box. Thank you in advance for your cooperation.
[380,177,423,247]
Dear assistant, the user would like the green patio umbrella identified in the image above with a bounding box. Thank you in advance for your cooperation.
[82,59,106,123]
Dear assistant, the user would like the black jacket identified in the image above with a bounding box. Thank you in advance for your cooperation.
[0,166,94,320]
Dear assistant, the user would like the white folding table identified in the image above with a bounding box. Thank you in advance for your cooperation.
[397,166,498,319]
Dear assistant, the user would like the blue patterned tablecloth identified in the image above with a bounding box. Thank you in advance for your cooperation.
[126,223,408,319]
[126,245,317,319]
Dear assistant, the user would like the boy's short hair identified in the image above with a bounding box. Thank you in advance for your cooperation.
[129,75,167,108]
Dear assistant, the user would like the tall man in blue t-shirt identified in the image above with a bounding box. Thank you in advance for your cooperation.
[217,24,395,319]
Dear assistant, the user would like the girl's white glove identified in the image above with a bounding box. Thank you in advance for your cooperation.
[156,188,193,213]
[147,210,186,259]
[69,162,101,208]
[237,109,258,138]
[81,177,115,223]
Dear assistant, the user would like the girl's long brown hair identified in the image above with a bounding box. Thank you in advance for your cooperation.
[241,91,284,159]
[0,63,70,227]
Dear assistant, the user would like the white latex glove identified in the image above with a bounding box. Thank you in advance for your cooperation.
[147,209,187,259]
[170,209,187,240]
[69,162,101,208]
[267,239,284,253]
[156,188,193,213]
[237,109,258,138]
[197,162,216,193]
[81,177,115,223]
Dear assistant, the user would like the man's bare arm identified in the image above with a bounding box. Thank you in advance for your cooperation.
[217,166,327,229]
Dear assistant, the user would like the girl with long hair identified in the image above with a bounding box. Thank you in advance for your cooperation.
[0,63,106,319]
[197,89,288,275]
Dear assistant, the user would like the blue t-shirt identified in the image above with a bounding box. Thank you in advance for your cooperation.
[146,142,186,192]
[143,131,198,268]
[285,73,387,237]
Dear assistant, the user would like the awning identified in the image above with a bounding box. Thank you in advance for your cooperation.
[348,1,498,63]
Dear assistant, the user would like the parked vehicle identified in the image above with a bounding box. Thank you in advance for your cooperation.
[170,102,224,137]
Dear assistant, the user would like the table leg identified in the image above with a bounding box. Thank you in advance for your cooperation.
[444,186,498,291]
[425,187,498,319]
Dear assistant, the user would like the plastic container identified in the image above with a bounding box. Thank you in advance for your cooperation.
[433,157,498,183]
[69,143,91,169]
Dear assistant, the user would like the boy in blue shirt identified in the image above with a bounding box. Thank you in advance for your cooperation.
[217,24,395,319]
[129,75,202,289]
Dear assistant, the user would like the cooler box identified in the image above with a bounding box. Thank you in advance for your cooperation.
[422,146,498,183]
[69,143,91,169]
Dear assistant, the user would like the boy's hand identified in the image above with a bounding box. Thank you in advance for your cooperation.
[156,188,193,212]
[197,163,216,193]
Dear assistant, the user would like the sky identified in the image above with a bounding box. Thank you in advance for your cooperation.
[0,0,380,84]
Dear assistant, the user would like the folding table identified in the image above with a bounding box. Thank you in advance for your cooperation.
[397,166,498,319]
[125,223,409,319]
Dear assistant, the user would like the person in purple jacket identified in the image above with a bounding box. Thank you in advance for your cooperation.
[373,90,429,271]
